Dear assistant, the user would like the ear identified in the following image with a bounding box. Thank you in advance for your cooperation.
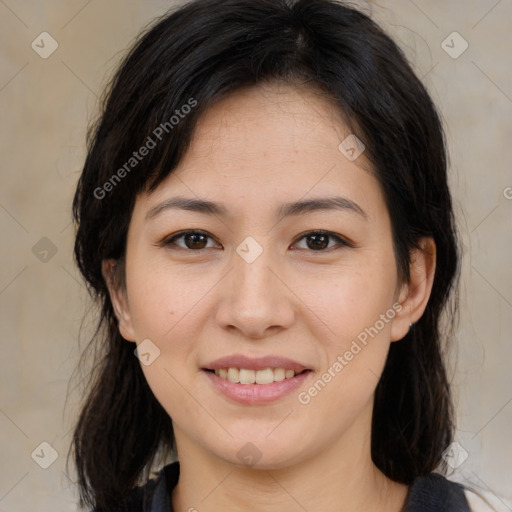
[102,259,137,342]
[391,237,436,342]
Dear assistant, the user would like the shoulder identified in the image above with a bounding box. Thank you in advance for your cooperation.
[121,462,180,511]
[404,473,507,512]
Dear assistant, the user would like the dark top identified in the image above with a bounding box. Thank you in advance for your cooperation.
[122,462,472,511]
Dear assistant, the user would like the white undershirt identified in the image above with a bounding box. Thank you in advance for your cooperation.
[465,488,512,512]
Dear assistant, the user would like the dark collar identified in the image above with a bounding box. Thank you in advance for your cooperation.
[148,462,180,511]
[402,473,471,512]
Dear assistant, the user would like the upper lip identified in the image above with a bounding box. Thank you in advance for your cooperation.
[203,354,309,372]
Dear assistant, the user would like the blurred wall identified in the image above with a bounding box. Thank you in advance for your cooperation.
[0,1,510,510]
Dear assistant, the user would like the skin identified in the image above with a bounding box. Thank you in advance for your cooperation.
[103,82,436,512]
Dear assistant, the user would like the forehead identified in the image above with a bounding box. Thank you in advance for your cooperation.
[188,82,359,164]
[135,82,386,224]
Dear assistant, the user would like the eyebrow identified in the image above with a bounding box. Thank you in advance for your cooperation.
[145,195,367,222]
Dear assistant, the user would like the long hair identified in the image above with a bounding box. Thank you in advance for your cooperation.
[70,0,460,509]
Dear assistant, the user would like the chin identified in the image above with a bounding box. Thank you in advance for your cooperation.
[208,430,310,471]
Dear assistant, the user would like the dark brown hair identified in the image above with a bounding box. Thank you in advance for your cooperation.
[70,0,460,510]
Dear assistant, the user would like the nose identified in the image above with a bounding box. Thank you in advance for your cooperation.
[214,244,296,339]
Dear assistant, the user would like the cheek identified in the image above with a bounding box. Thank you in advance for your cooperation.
[124,257,210,407]
[299,258,398,346]
[302,255,398,399]
[296,296,396,439]
[125,253,212,339]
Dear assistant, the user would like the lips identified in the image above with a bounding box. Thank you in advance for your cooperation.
[202,354,313,404]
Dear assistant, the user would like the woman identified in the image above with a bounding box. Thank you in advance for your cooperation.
[70,0,492,510]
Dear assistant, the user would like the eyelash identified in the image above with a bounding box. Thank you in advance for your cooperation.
[161,229,353,252]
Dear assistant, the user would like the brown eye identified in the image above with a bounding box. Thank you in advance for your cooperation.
[164,230,220,250]
[306,233,329,250]
[184,232,208,249]
[292,230,350,251]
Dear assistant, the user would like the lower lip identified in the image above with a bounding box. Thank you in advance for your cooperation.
[203,370,312,405]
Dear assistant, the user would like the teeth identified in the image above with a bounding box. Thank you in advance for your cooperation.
[213,367,302,384]
[227,367,239,383]
[255,368,273,385]
[239,369,256,384]
[273,368,285,381]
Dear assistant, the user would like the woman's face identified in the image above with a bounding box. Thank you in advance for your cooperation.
[109,83,415,469]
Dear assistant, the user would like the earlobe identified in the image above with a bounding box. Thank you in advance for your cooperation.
[101,259,137,342]
[390,238,436,342]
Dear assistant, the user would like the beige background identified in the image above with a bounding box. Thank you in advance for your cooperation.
[0,1,511,510]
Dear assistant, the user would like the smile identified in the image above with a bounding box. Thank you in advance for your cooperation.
[202,354,313,404]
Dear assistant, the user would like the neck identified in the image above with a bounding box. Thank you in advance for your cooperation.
[171,405,409,512]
